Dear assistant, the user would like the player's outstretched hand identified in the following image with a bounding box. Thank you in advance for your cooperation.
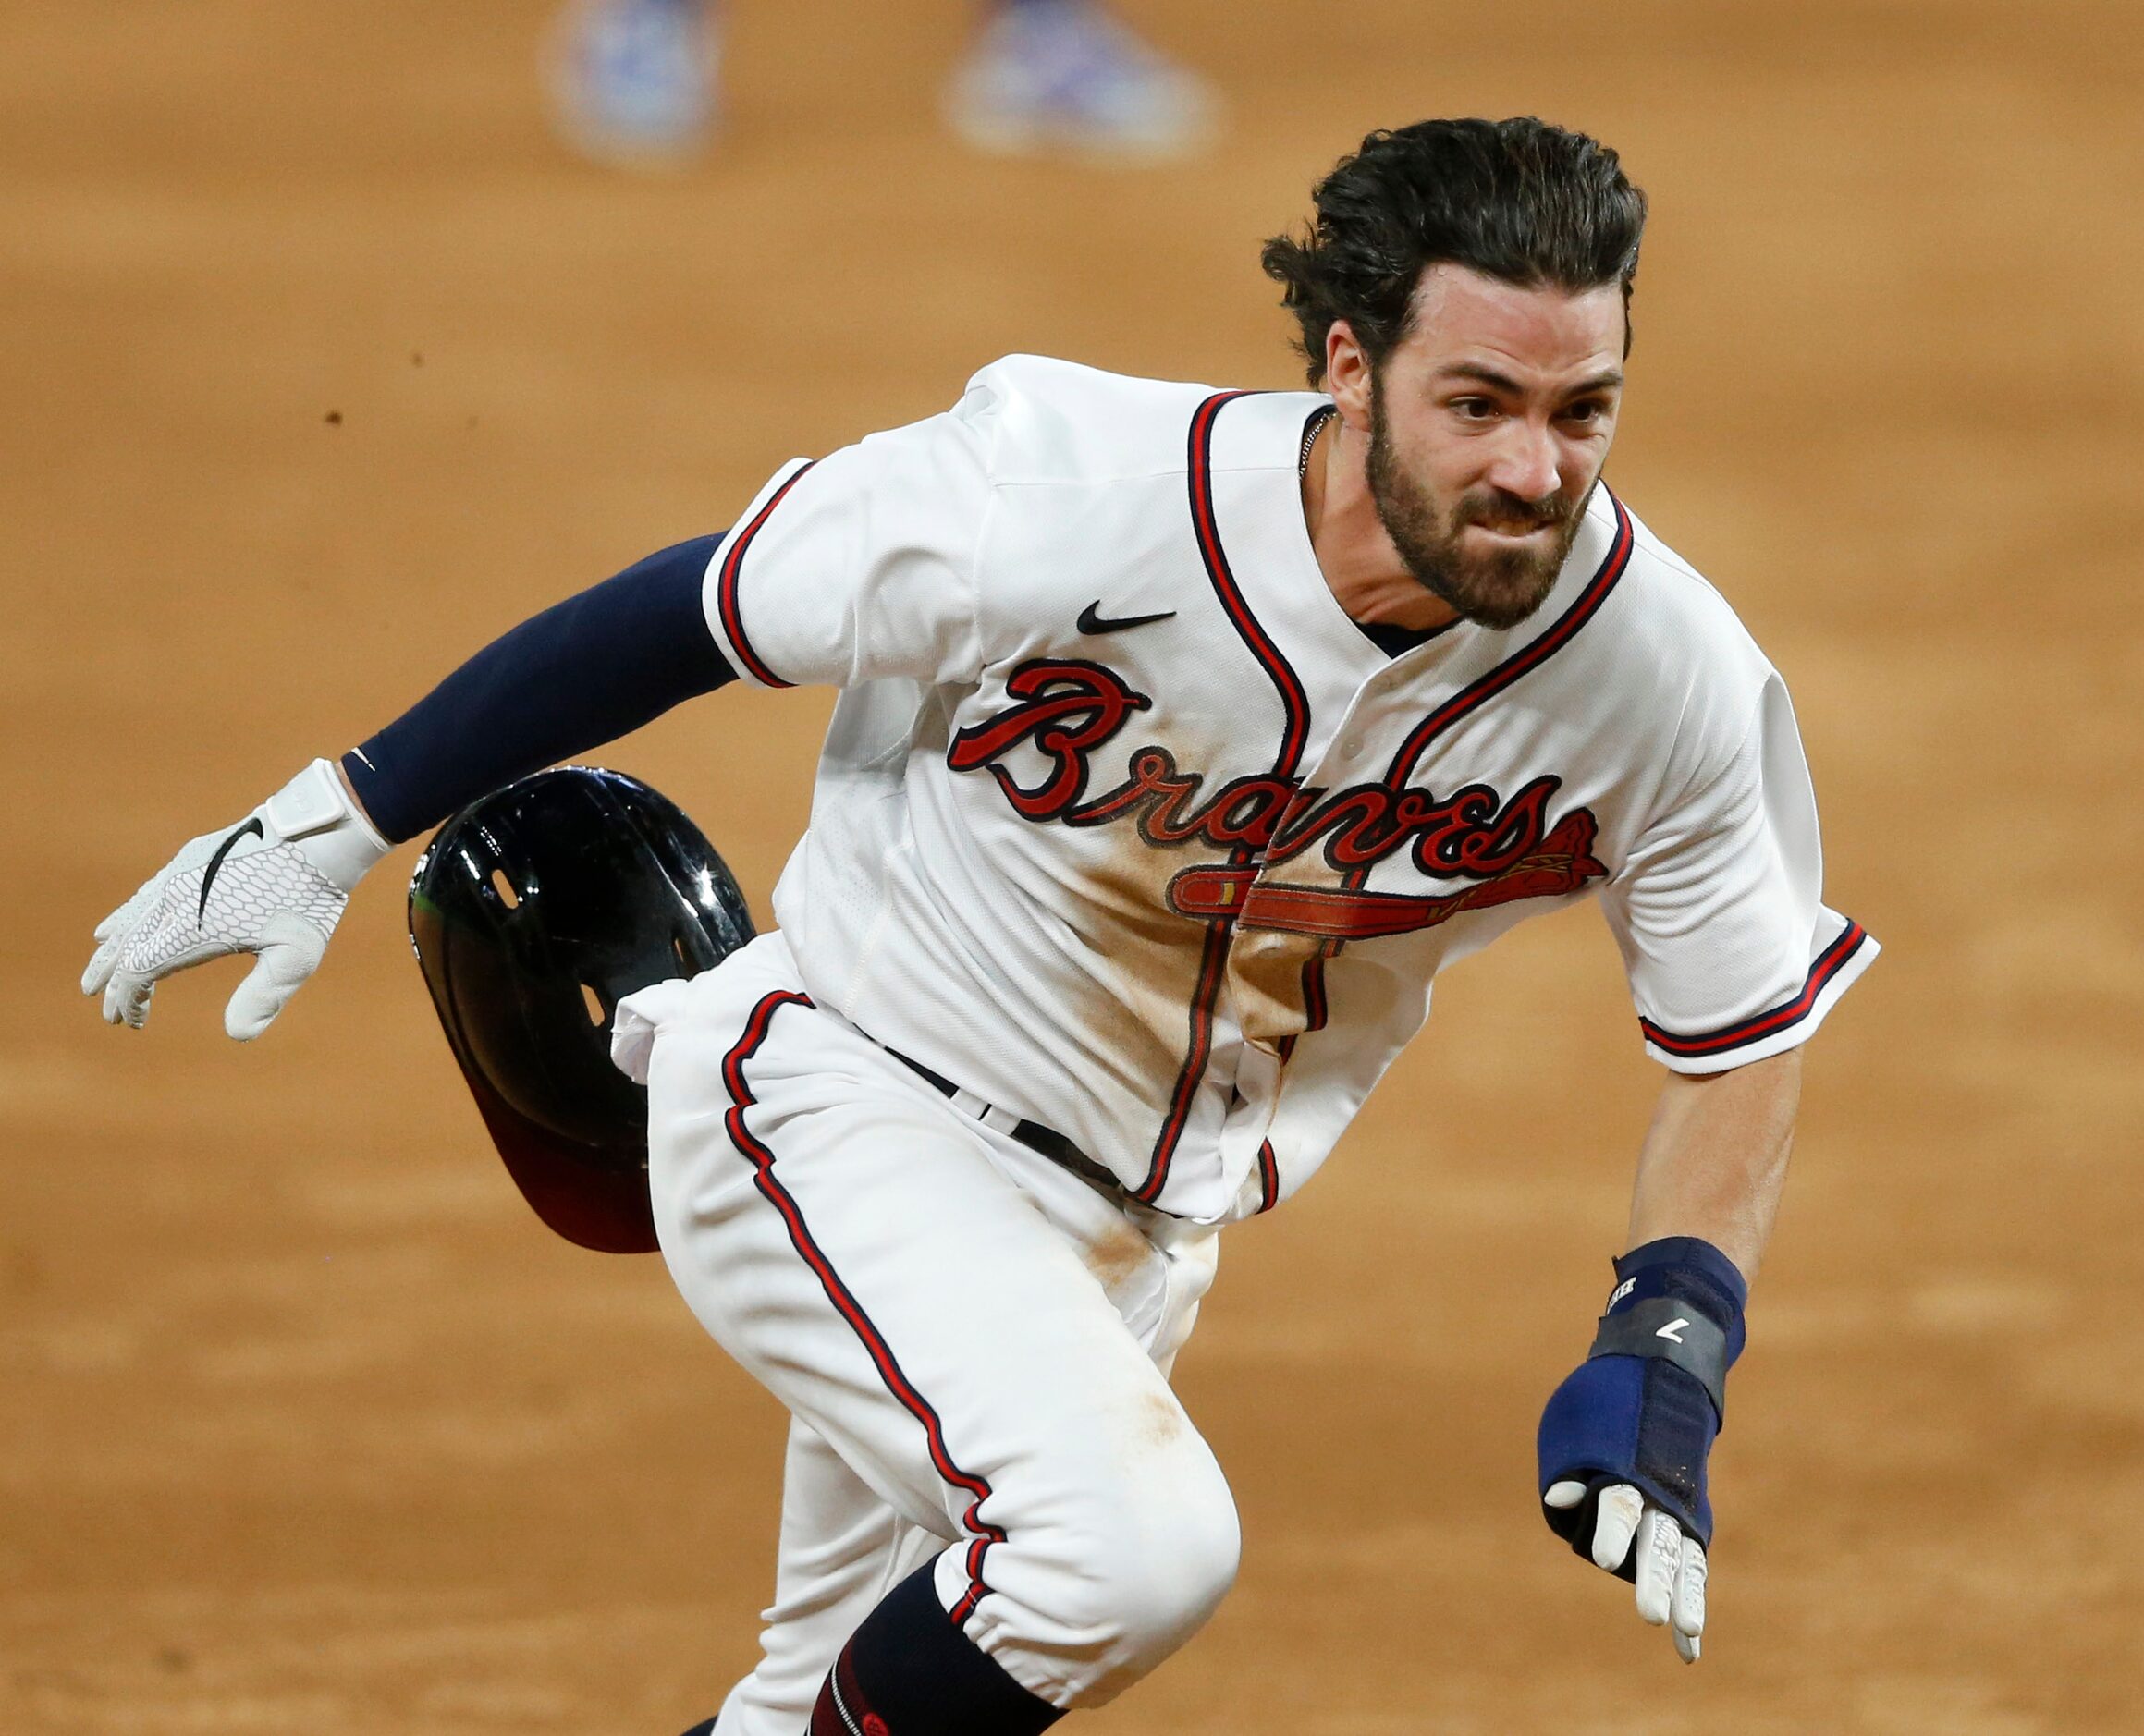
[82,759,391,1039]
[1542,1477,1706,1662]
[1536,1237,1747,1666]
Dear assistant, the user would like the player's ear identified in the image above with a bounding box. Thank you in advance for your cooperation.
[1324,320,1372,427]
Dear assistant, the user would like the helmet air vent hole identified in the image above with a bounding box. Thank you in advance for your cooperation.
[674,935,692,972]
[490,869,521,910]
[581,983,607,1026]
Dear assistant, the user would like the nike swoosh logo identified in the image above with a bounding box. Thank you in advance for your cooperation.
[1078,601,1177,635]
[198,817,264,923]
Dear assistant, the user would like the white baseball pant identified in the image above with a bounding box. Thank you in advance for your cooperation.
[618,934,1235,1735]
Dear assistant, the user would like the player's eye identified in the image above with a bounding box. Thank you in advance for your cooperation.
[1450,397,1499,421]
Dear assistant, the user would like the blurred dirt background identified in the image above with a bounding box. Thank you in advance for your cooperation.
[4,1,2140,1730]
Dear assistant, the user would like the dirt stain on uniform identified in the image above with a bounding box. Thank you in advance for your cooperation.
[1072,827,1324,1058]
[1227,923,1324,1045]
[1083,1216,1154,1295]
[1060,850,1215,1084]
[1134,1389,1185,1450]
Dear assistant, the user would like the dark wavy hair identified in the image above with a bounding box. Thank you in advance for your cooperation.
[1261,118,1648,385]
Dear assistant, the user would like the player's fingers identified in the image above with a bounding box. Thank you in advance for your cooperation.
[81,938,119,996]
[92,880,157,947]
[1543,1480,1587,1510]
[104,972,153,1029]
[1671,1534,1707,1657]
[224,916,326,1041]
[1634,1505,1683,1627]
[85,895,151,994]
[1590,1483,1644,1573]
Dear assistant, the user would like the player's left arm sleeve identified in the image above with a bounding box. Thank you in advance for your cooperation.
[341,536,734,844]
[1600,673,1877,1073]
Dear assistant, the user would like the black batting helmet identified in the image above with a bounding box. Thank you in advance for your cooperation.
[408,766,754,1253]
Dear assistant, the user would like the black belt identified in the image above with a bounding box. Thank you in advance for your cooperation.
[886,1047,1130,1201]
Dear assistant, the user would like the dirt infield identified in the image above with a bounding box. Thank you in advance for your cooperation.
[5,2,2140,1730]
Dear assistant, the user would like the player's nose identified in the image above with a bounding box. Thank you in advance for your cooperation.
[1483,420,1562,505]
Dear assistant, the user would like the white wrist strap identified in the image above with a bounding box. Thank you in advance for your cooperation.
[263,759,393,889]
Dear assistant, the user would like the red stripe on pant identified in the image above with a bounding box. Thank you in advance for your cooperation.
[718,989,1006,1628]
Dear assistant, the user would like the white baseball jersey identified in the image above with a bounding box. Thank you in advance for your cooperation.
[697,354,1875,1226]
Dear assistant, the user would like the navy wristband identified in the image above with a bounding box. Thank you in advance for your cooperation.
[1589,1236,1747,1419]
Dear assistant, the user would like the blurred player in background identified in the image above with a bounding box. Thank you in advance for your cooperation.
[548,0,1217,165]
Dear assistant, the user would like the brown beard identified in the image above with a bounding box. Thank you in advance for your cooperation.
[1366,378,1592,631]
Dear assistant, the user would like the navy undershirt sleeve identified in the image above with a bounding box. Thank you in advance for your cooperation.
[342,534,735,844]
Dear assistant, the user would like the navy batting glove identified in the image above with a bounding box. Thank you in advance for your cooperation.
[1537,1236,1746,1566]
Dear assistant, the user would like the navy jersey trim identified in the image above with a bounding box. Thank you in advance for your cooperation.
[717,462,816,689]
[1138,390,1314,1204]
[1639,920,1871,1058]
[1187,391,1313,769]
[720,989,1006,1626]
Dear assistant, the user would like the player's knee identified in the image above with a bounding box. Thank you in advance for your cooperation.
[1053,1447,1241,1697]
[1115,1461,1242,1659]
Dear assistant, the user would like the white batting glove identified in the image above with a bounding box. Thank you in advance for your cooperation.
[81,759,392,1039]
[1543,1479,1708,1663]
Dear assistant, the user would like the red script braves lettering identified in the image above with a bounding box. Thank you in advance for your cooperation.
[947,660,1609,939]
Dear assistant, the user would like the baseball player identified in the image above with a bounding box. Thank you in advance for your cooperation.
[83,118,1874,1734]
